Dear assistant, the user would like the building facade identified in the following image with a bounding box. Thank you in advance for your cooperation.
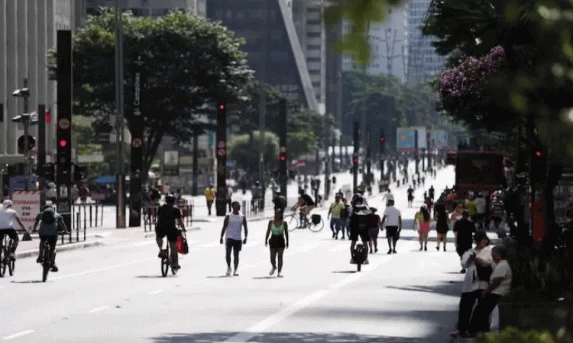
[407,0,445,84]
[0,0,74,164]
[82,0,206,20]
[341,3,409,82]
[207,0,319,111]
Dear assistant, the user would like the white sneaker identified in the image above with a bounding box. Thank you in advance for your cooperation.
[233,270,239,276]
[226,267,231,276]
[277,273,283,278]
[269,267,276,276]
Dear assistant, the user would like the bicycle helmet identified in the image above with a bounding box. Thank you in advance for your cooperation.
[165,194,176,205]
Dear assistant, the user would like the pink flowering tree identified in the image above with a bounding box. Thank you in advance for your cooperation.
[438,46,514,130]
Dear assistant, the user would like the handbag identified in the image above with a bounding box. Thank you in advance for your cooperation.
[176,231,189,255]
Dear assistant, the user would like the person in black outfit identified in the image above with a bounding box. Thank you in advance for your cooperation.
[407,186,414,207]
[453,210,475,273]
[272,191,287,213]
[429,186,435,200]
[155,194,186,270]
[434,203,450,251]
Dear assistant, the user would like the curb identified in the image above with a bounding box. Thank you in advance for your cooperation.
[15,241,105,260]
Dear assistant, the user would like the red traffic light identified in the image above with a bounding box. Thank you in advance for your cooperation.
[535,151,542,157]
[353,157,359,164]
[379,137,385,142]
[280,153,286,161]
[45,112,52,123]
[218,104,226,111]
[59,139,68,148]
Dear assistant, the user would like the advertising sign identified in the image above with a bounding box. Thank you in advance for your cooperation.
[12,191,41,230]
[410,126,427,149]
[396,128,416,151]
[439,130,448,149]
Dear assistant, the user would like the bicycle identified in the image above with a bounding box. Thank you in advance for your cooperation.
[41,241,55,282]
[0,235,15,277]
[286,210,324,232]
[160,239,178,277]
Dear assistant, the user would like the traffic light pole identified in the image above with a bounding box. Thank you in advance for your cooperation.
[353,121,359,193]
[278,99,287,196]
[414,131,419,175]
[38,105,46,208]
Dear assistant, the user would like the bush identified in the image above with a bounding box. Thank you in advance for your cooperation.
[478,327,573,343]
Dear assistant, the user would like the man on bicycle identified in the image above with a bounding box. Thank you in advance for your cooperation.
[156,194,186,271]
[348,195,371,264]
[0,200,25,260]
[33,205,68,272]
[292,189,315,227]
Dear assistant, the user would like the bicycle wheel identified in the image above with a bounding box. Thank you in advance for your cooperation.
[287,215,299,231]
[0,260,5,277]
[8,258,14,276]
[42,262,50,282]
[308,218,325,232]
[171,264,178,275]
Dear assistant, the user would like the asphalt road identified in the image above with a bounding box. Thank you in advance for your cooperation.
[0,166,462,343]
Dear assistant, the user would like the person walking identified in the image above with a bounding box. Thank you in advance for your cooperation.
[414,205,432,251]
[450,231,492,338]
[204,185,216,216]
[381,199,402,254]
[226,185,234,212]
[367,208,381,253]
[265,210,289,278]
[328,195,345,239]
[434,203,450,251]
[220,202,248,276]
[474,192,487,230]
[340,197,350,239]
[454,210,476,273]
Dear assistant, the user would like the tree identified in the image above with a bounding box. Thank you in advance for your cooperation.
[228,131,279,174]
[56,9,252,181]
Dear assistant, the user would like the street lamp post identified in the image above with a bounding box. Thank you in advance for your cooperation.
[115,0,126,228]
[12,80,31,190]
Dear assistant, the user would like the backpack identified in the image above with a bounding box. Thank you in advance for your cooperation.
[41,209,56,224]
[39,210,58,236]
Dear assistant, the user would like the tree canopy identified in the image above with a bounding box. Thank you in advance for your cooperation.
[63,9,252,178]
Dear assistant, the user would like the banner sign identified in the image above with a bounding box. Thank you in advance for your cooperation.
[12,191,41,231]
[396,128,416,151]
[410,126,427,149]
[129,55,145,227]
[9,175,37,197]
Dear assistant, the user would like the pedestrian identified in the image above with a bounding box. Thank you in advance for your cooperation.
[327,195,345,239]
[429,185,435,200]
[367,207,381,253]
[407,186,414,207]
[265,209,289,277]
[226,185,234,212]
[79,183,89,204]
[382,189,394,207]
[381,199,402,254]
[474,192,487,230]
[450,231,492,338]
[469,245,511,335]
[454,210,476,273]
[220,201,248,276]
[434,203,450,251]
[340,197,350,239]
[450,202,464,223]
[414,205,431,251]
[465,193,478,222]
[204,184,215,216]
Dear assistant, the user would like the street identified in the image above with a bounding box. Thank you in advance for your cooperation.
[0,167,466,343]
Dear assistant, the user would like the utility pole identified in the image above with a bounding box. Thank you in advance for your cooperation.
[324,116,331,200]
[353,121,359,193]
[115,1,126,228]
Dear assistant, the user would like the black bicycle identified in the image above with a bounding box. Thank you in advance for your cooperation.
[41,242,55,282]
[160,241,178,277]
[0,235,15,277]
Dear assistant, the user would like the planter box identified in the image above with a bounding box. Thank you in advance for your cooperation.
[499,299,573,333]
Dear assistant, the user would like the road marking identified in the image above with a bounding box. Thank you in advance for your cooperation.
[2,330,34,341]
[88,306,110,313]
[148,289,163,295]
[50,257,155,281]
[223,258,392,343]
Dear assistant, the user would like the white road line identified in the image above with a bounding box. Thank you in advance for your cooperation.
[148,289,163,295]
[2,330,35,341]
[88,306,110,313]
[222,258,392,343]
[50,257,155,281]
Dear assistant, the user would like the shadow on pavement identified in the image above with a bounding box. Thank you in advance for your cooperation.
[10,280,44,284]
[205,275,231,279]
[151,331,451,343]
[332,270,357,274]
[135,275,168,279]
[385,281,461,298]
[252,276,276,280]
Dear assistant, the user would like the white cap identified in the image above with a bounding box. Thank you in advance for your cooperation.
[2,199,12,207]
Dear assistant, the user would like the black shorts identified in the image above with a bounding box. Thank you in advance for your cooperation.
[350,228,370,242]
[386,226,399,238]
[40,235,58,246]
[0,229,19,241]
[155,226,179,243]
[226,238,242,252]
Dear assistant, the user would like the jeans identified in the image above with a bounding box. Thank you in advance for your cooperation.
[457,290,480,333]
[469,293,501,334]
[330,218,344,235]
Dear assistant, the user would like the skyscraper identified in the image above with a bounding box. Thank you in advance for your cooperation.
[207,0,319,111]
[407,0,445,84]
[81,0,206,23]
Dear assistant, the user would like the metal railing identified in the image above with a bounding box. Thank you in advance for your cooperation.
[71,203,105,231]
[143,204,194,232]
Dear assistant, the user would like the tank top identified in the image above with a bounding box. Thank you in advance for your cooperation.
[226,213,244,240]
[270,221,285,236]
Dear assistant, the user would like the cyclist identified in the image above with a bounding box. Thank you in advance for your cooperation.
[0,200,25,260]
[220,201,248,276]
[251,181,263,211]
[292,189,315,228]
[33,205,68,272]
[155,194,186,271]
[349,195,371,264]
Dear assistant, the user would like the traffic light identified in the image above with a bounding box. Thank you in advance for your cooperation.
[531,146,547,184]
[45,111,52,123]
[353,155,359,165]
[280,152,286,162]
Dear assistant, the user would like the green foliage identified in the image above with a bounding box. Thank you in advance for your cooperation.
[59,9,252,178]
[228,131,280,174]
[72,115,109,179]
[287,131,318,160]
[479,327,573,343]
[324,0,405,66]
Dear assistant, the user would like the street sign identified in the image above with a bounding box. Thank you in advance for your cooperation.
[217,141,226,149]
[58,118,70,130]
[12,191,41,231]
[217,149,226,157]
[131,138,143,148]
[226,160,237,167]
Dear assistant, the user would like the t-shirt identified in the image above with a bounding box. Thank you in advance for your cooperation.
[466,200,478,216]
[204,188,215,201]
[300,194,315,206]
[453,218,475,250]
[490,260,512,296]
[383,206,401,227]
[475,198,487,214]
[407,189,414,196]
[38,212,63,236]
[330,202,344,219]
[382,193,394,202]
[0,208,17,229]
[226,213,244,240]
[461,246,493,292]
